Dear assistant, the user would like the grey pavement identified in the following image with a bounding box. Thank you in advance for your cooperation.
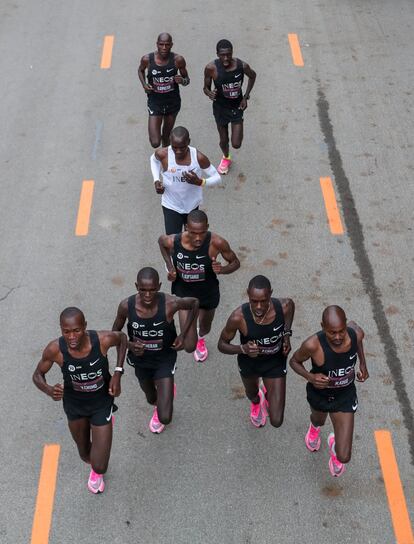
[0,0,413,542]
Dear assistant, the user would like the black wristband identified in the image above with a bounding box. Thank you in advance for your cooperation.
[283,330,292,337]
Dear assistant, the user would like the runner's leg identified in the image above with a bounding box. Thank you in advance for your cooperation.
[262,376,286,427]
[178,309,198,352]
[148,115,163,148]
[329,412,354,463]
[90,422,113,474]
[217,123,230,157]
[154,376,174,425]
[241,375,260,403]
[162,206,186,234]
[198,308,216,337]
[230,121,243,149]
[68,418,91,464]
[139,378,157,405]
[161,113,178,147]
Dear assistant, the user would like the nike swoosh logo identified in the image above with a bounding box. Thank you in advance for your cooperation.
[90,358,100,366]
[273,324,283,332]
[148,108,154,114]
[349,354,357,360]
[153,321,164,326]
[283,369,287,374]
[195,255,205,259]
[166,68,174,73]
[171,363,176,375]
[235,73,241,78]
[352,402,358,411]
[106,407,113,422]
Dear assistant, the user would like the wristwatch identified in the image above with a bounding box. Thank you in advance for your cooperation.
[114,367,124,375]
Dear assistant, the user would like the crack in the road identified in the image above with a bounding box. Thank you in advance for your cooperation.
[316,85,414,466]
[0,285,19,302]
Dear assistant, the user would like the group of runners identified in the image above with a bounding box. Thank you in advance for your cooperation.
[33,33,369,495]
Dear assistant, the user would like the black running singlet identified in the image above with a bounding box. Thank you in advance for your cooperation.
[171,232,219,298]
[60,330,110,400]
[310,328,358,390]
[126,292,177,368]
[147,52,180,100]
[238,298,286,363]
[213,58,244,109]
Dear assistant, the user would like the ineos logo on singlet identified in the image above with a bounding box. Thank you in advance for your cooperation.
[71,369,103,381]
[256,332,284,354]
[222,81,242,99]
[327,363,356,388]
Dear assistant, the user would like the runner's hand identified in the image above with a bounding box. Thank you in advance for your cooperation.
[108,374,121,397]
[143,83,153,94]
[182,171,202,186]
[244,341,260,358]
[167,266,177,282]
[356,365,369,382]
[205,88,217,101]
[310,373,330,389]
[239,97,248,111]
[129,339,145,357]
[211,256,222,274]
[50,383,64,401]
[172,334,185,351]
[282,337,291,356]
[154,180,164,194]
[174,75,184,84]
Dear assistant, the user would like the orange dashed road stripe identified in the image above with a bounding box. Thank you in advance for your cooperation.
[31,444,60,544]
[319,176,344,235]
[288,33,304,67]
[100,35,114,69]
[375,430,414,544]
[75,180,94,236]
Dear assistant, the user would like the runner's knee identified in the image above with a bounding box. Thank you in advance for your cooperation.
[231,139,242,149]
[269,413,283,428]
[336,447,351,464]
[149,136,161,148]
[158,408,172,425]
[91,460,108,475]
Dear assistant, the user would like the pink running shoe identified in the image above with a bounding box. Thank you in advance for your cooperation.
[149,407,165,434]
[217,156,232,175]
[250,389,266,428]
[327,432,346,477]
[305,423,321,452]
[87,469,105,494]
[194,337,208,362]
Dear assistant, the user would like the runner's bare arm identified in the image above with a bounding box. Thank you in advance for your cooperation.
[289,337,329,388]
[203,63,217,100]
[138,55,153,92]
[98,331,127,397]
[280,298,295,355]
[32,341,64,400]
[349,321,369,382]
[158,234,177,281]
[174,55,189,85]
[211,235,240,275]
[169,296,199,351]
[218,310,259,357]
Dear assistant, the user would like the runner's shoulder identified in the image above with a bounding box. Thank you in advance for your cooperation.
[348,320,364,340]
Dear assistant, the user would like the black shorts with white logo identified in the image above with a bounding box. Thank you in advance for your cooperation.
[213,102,244,126]
[147,95,181,116]
[306,382,358,413]
[63,394,117,426]
[134,360,177,382]
[237,355,287,379]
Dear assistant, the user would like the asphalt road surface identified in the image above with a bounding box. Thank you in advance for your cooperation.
[1,0,413,543]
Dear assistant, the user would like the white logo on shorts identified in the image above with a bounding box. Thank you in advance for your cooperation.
[106,406,113,422]
[177,252,184,259]
[352,401,358,411]
[171,363,177,375]
[68,365,75,372]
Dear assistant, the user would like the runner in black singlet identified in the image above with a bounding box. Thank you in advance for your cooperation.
[218,275,294,429]
[289,306,369,477]
[159,209,240,363]
[112,267,199,434]
[32,307,127,494]
[138,33,189,148]
[204,39,256,174]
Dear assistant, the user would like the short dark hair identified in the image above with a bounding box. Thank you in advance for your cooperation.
[60,307,85,324]
[157,32,172,42]
[216,39,233,52]
[171,126,189,141]
[137,267,159,283]
[248,275,271,292]
[187,209,208,225]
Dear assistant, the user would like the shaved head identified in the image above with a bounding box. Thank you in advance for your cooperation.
[137,267,159,283]
[171,126,189,142]
[60,307,85,324]
[157,32,172,42]
[322,305,346,328]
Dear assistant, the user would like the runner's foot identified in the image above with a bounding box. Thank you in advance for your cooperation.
[305,423,321,452]
[194,337,208,362]
[87,469,105,494]
[149,407,165,434]
[250,389,266,428]
[328,432,346,477]
[217,155,232,175]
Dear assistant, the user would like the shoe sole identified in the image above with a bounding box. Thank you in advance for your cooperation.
[328,457,346,477]
[305,436,321,452]
[87,481,105,494]
[193,351,208,362]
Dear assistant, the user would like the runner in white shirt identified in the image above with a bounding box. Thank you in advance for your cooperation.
[150,126,221,234]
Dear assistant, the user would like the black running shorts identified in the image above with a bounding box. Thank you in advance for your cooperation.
[213,102,244,126]
[63,395,117,426]
[306,383,358,413]
[147,96,181,116]
[134,360,177,382]
[237,355,287,379]
[172,285,220,311]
